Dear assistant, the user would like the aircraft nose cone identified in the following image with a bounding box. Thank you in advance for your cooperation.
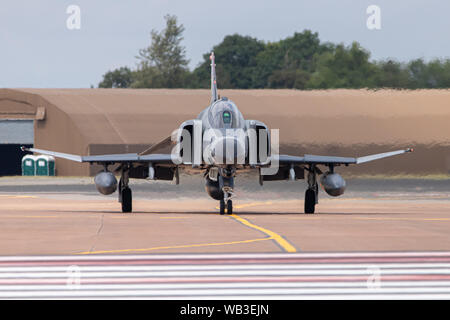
[210,136,245,165]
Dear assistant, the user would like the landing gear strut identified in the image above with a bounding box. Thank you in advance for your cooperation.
[119,168,132,213]
[218,168,234,215]
[305,165,318,214]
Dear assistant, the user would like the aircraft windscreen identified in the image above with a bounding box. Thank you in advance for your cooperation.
[223,111,231,124]
[208,99,244,129]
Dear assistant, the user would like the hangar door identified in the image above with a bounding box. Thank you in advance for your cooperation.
[0,120,33,175]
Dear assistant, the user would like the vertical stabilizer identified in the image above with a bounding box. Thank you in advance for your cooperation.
[210,52,218,104]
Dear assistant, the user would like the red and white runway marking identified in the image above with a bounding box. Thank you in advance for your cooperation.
[1,252,450,299]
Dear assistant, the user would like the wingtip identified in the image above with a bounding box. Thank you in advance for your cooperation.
[20,146,28,152]
[406,148,414,153]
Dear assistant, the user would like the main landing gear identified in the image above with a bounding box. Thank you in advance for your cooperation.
[119,169,132,213]
[304,166,319,214]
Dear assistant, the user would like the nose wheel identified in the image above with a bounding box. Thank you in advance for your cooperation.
[218,172,235,215]
[219,199,233,215]
[219,189,233,215]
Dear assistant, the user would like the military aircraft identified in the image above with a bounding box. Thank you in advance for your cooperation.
[22,52,413,214]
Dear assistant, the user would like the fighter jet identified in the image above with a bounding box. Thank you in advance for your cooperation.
[22,52,413,214]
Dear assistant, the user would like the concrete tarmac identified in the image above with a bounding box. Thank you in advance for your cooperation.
[3,252,450,299]
[0,176,449,256]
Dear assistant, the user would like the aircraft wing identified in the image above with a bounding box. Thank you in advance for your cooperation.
[21,147,177,165]
[138,136,173,156]
[278,148,413,166]
[23,146,413,167]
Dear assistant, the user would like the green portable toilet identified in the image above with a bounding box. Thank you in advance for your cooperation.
[22,155,37,176]
[35,155,55,176]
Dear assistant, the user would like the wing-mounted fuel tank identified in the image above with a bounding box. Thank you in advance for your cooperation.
[94,171,117,195]
[94,168,176,194]
[320,172,346,196]
[171,119,203,167]
[246,120,271,166]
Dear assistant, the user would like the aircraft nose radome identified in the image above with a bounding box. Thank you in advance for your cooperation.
[210,136,245,165]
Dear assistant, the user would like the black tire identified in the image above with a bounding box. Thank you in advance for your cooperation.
[219,199,226,215]
[122,187,132,213]
[304,188,316,214]
[227,200,233,215]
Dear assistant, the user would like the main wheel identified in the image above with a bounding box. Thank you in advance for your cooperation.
[304,188,316,214]
[227,200,233,215]
[219,199,226,215]
[121,187,132,213]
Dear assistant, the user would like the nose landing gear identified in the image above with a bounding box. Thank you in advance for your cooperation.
[220,189,234,215]
[220,199,233,215]
[218,169,234,215]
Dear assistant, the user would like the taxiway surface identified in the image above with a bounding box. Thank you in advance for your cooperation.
[0,176,449,255]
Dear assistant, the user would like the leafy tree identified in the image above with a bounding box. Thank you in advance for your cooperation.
[251,42,284,88]
[98,67,134,88]
[267,69,310,89]
[371,60,410,88]
[130,66,163,88]
[421,59,450,88]
[407,58,429,88]
[278,30,329,72]
[253,30,331,88]
[98,16,450,90]
[135,14,189,88]
[192,34,265,89]
[307,42,376,88]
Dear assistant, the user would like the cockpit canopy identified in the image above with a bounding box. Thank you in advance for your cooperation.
[207,98,245,129]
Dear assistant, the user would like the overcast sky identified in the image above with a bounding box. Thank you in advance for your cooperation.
[1,0,449,88]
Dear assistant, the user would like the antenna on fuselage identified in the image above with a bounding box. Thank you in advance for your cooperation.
[210,52,218,104]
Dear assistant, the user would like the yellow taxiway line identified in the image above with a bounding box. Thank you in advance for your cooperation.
[229,214,297,253]
[76,237,271,255]
[0,195,37,199]
[213,201,297,252]
[77,202,297,254]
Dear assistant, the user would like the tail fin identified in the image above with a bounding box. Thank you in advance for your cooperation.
[210,52,218,104]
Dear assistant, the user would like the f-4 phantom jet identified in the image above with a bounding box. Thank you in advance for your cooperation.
[22,52,413,214]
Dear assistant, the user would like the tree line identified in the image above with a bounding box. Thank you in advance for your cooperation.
[99,15,450,90]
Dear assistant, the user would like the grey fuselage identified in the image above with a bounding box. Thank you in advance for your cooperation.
[196,97,265,168]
